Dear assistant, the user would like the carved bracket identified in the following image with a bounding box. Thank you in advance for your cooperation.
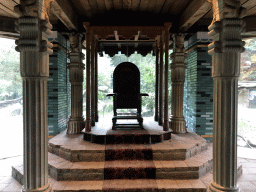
[14,0,54,21]
[207,0,247,25]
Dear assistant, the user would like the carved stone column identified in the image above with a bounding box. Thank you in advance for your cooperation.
[67,33,85,134]
[91,34,95,126]
[95,41,99,122]
[207,0,246,191]
[155,45,159,122]
[84,23,91,132]
[163,24,171,131]
[14,0,53,191]
[158,36,164,126]
[170,34,187,133]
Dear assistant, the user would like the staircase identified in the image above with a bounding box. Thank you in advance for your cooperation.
[11,130,223,191]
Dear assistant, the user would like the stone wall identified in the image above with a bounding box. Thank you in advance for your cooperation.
[184,32,213,142]
[48,31,70,136]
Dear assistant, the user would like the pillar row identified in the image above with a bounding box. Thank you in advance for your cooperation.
[67,33,85,134]
[14,1,53,190]
[170,34,187,133]
[208,18,246,192]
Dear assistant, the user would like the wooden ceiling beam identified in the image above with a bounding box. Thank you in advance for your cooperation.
[242,16,256,38]
[0,16,19,39]
[83,25,171,40]
[50,0,78,30]
[179,0,211,32]
[0,1,19,18]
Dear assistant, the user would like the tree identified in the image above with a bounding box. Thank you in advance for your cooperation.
[0,38,21,100]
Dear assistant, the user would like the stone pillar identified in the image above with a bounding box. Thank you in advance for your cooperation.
[207,0,246,191]
[155,45,159,122]
[163,24,171,131]
[14,0,53,191]
[84,23,91,132]
[91,34,95,126]
[158,36,164,126]
[95,41,99,122]
[170,34,187,133]
[67,33,85,134]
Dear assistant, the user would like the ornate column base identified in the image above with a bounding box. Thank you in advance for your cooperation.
[170,116,187,133]
[208,181,239,192]
[67,117,85,134]
[22,183,52,192]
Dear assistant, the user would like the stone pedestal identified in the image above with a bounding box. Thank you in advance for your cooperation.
[207,18,246,192]
[170,34,187,133]
[67,34,85,134]
[15,15,53,192]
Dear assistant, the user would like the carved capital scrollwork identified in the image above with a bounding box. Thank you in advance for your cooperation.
[14,0,54,21]
[69,33,83,53]
[172,34,186,53]
[15,17,53,54]
[207,0,247,25]
[208,19,246,54]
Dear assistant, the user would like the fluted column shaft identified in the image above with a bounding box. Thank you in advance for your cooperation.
[155,45,159,122]
[85,23,91,132]
[67,34,85,134]
[208,18,246,192]
[170,34,187,133]
[91,35,95,126]
[158,37,163,126]
[14,2,53,190]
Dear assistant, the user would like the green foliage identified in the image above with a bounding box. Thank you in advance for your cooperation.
[0,38,21,101]
[239,38,256,81]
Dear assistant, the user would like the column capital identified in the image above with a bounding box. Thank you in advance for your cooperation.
[15,17,53,53]
[69,33,84,53]
[208,19,246,55]
[172,33,186,53]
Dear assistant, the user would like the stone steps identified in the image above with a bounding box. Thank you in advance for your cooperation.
[48,178,207,191]
[12,132,234,191]
[13,146,213,182]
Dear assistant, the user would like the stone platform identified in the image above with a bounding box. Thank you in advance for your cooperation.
[82,117,172,144]
[11,118,243,191]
